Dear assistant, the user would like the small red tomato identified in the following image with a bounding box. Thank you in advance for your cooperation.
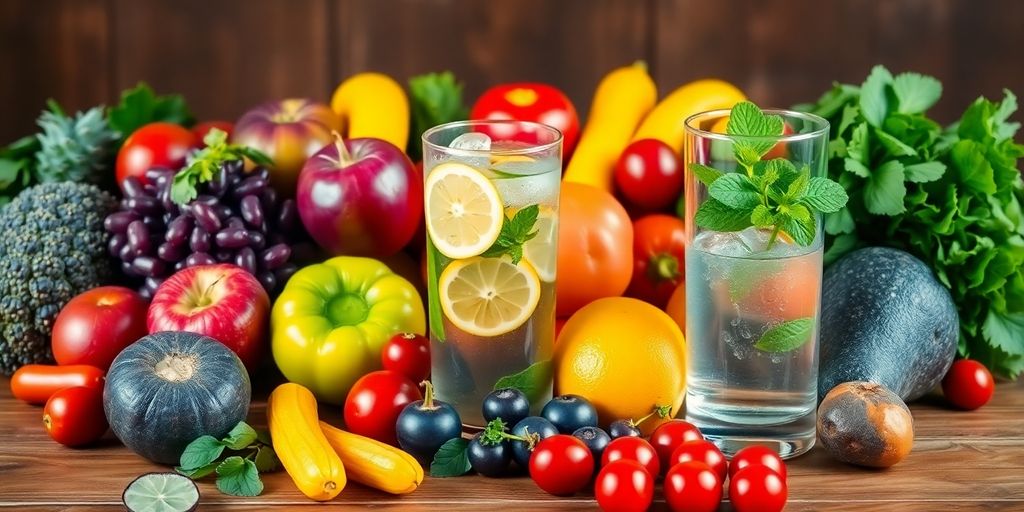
[529,434,595,496]
[343,370,423,445]
[671,440,727,482]
[192,120,235,142]
[595,459,654,512]
[942,359,995,410]
[601,436,660,477]
[729,445,787,480]
[43,386,108,447]
[626,214,686,308]
[614,139,683,211]
[730,464,788,512]
[649,419,703,475]
[51,286,149,371]
[664,461,722,512]
[381,332,431,382]
[116,122,198,187]
[11,364,105,405]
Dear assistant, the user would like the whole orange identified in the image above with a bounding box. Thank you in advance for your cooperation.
[665,283,686,334]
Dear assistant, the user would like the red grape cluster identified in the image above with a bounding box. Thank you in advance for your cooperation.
[105,162,299,297]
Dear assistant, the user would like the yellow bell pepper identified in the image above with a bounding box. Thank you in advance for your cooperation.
[272,257,425,405]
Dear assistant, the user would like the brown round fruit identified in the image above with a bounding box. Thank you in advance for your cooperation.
[817,381,914,468]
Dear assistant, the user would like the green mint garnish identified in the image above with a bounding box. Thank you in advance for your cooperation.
[170,128,272,204]
[480,204,540,264]
[754,317,815,353]
[493,359,552,404]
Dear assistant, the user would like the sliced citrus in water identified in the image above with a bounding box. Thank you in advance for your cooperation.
[425,162,504,259]
[523,207,557,283]
[439,256,541,337]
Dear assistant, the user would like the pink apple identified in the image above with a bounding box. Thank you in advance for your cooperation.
[147,264,269,372]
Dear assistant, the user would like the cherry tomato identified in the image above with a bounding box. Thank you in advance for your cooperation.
[381,332,431,382]
[649,419,703,474]
[52,286,149,371]
[43,386,108,447]
[942,359,995,410]
[601,436,660,477]
[729,445,787,480]
[730,464,788,512]
[470,83,580,158]
[11,364,105,405]
[116,122,198,187]
[343,370,422,445]
[614,138,683,211]
[528,434,594,496]
[626,214,686,308]
[664,461,722,512]
[192,120,234,142]
[671,440,728,482]
[595,459,654,512]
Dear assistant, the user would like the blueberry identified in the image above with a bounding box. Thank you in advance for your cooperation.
[510,416,558,467]
[396,383,463,465]
[541,394,598,434]
[572,426,611,463]
[609,419,642,439]
[468,432,511,477]
[482,388,531,426]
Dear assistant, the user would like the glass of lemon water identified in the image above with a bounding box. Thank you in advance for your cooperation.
[422,120,562,426]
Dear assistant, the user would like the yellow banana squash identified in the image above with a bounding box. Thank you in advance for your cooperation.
[330,72,410,150]
[267,383,346,501]
[632,79,746,153]
[563,62,657,191]
[320,421,424,495]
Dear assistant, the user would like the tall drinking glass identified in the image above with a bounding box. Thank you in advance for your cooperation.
[422,121,561,426]
[683,109,829,458]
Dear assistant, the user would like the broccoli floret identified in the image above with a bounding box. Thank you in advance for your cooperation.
[0,182,116,375]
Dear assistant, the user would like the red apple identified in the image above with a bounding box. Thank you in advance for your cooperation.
[52,286,150,370]
[232,99,341,196]
[147,264,269,372]
[296,137,423,258]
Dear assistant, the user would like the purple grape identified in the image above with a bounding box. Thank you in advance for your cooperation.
[104,211,139,234]
[191,203,222,233]
[260,187,278,210]
[256,167,270,182]
[108,234,127,257]
[142,215,164,231]
[127,220,151,256]
[166,216,194,245]
[127,196,161,215]
[215,250,233,263]
[277,199,297,229]
[215,228,249,249]
[190,228,211,253]
[145,168,173,182]
[122,177,145,198]
[234,176,267,197]
[275,263,298,284]
[174,260,187,272]
[225,160,244,176]
[226,217,245,230]
[260,244,291,270]
[248,231,265,249]
[240,195,264,227]
[208,167,228,196]
[118,243,134,262]
[145,277,164,294]
[235,247,257,274]
[186,252,216,267]
[132,256,165,277]
[159,185,175,211]
[194,195,218,206]
[215,205,233,220]
[143,184,159,197]
[268,233,286,245]
[157,242,185,262]
[257,271,276,292]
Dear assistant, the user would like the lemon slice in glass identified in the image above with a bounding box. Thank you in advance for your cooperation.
[522,207,557,283]
[425,162,504,259]
[439,257,541,337]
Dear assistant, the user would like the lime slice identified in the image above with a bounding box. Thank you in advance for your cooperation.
[522,207,557,282]
[439,256,541,337]
[425,162,504,259]
[122,472,200,512]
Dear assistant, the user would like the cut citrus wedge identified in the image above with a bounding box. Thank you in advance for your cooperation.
[439,257,541,337]
[425,162,505,259]
[522,207,557,282]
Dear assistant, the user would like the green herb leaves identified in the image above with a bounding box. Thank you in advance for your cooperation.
[407,72,469,161]
[175,421,278,497]
[754,318,815,352]
[108,82,193,144]
[481,204,540,264]
[493,359,552,404]
[170,129,272,204]
[429,438,472,477]
[728,101,785,165]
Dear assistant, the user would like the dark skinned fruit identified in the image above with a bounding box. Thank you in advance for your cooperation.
[817,381,914,468]
[396,381,462,465]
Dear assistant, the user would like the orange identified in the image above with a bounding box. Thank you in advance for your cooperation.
[665,283,686,334]
[554,297,686,435]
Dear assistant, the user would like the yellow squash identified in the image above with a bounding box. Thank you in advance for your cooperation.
[632,79,746,153]
[330,72,410,150]
[563,62,657,191]
[267,383,346,501]
[320,421,424,495]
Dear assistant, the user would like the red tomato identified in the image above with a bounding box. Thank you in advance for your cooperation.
[51,286,149,371]
[381,332,431,382]
[671,441,728,482]
[601,436,660,477]
[343,370,422,445]
[595,459,654,512]
[649,420,703,475]
[192,120,234,142]
[614,139,683,211]
[626,215,686,308]
[664,461,722,512]
[10,364,105,405]
[43,386,108,447]
[470,83,580,159]
[942,359,995,410]
[116,122,198,187]
[729,445,787,480]
[730,464,788,512]
[529,435,595,496]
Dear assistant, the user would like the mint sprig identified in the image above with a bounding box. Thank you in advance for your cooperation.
[175,421,278,497]
[480,204,540,263]
[170,128,272,204]
[691,101,848,249]
[429,437,472,477]
[493,360,552,404]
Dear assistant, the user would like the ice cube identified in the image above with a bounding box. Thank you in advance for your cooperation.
[493,172,560,209]
[449,132,491,151]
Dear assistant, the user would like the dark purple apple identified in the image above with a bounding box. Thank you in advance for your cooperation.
[297,137,423,257]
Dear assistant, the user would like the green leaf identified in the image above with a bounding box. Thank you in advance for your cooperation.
[480,204,540,264]
[254,446,280,473]
[785,170,810,201]
[824,233,860,265]
[430,438,472,477]
[778,211,816,246]
[751,205,775,227]
[859,65,894,127]
[843,158,870,178]
[950,140,997,194]
[493,360,552,404]
[408,71,469,160]
[838,104,861,135]
[982,311,1024,357]
[107,82,193,141]
[708,173,761,209]
[847,123,870,162]
[222,422,258,451]
[904,161,946,183]
[875,128,918,157]
[824,207,855,235]
[179,435,225,471]
[892,72,942,114]
[176,462,219,479]
[695,198,755,232]
[754,318,815,352]
[216,456,264,497]
[426,239,447,342]
[689,163,724,186]
[802,177,849,213]
[864,160,907,215]
[727,101,784,162]
[171,128,271,204]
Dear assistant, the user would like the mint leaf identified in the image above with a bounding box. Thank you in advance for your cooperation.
[708,173,761,209]
[754,317,815,352]
[695,198,755,232]
[176,462,219,479]
[785,170,811,201]
[802,177,849,213]
[408,72,469,160]
[824,207,855,235]
[222,422,258,450]
[430,438,472,477]
[216,457,263,497]
[893,72,942,114]
[728,101,784,162]
[875,128,918,156]
[690,163,724,186]
[847,123,870,162]
[843,158,870,178]
[254,446,280,473]
[480,204,540,264]
[778,211,816,246]
[494,360,552,404]
[751,205,775,227]
[950,140,997,194]
[178,435,225,471]
[903,161,946,183]
[171,128,271,204]
[864,160,907,215]
[859,65,894,127]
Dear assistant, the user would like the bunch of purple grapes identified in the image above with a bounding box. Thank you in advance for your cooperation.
[105,161,299,298]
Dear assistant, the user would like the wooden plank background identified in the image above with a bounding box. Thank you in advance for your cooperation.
[1,0,1023,144]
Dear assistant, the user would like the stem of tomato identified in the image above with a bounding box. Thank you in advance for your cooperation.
[421,380,436,410]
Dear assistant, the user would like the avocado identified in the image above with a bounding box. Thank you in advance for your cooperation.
[818,247,958,402]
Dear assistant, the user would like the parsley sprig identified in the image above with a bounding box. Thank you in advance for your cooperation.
[170,128,272,204]
[175,421,278,497]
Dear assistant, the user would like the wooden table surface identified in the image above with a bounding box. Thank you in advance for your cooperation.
[1,378,1021,511]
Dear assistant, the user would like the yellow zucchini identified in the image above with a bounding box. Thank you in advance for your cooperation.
[267,383,346,501]
[632,79,746,153]
[330,72,410,150]
[320,421,424,495]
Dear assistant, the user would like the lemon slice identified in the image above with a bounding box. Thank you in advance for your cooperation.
[522,207,557,282]
[426,162,504,259]
[439,257,541,337]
